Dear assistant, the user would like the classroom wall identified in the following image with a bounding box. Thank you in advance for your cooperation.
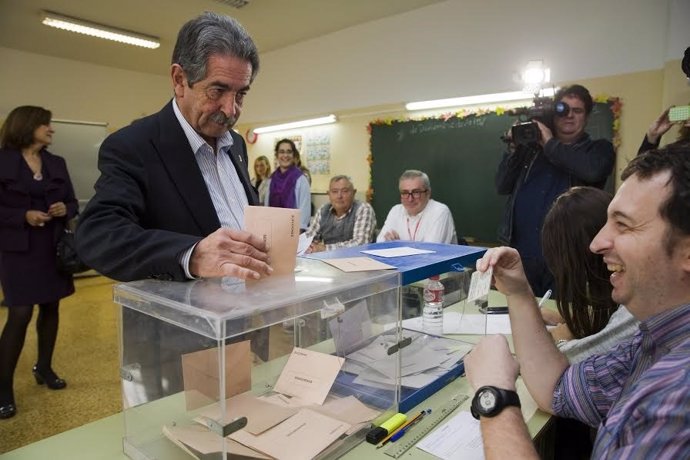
[1,0,688,198]
[239,65,683,195]
[0,46,170,132]
[242,0,674,125]
[3,0,687,131]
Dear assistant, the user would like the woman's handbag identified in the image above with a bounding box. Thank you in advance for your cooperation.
[56,227,90,275]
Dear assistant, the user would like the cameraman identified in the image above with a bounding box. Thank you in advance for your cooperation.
[496,84,615,295]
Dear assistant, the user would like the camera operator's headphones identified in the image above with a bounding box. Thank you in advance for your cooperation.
[682,46,690,79]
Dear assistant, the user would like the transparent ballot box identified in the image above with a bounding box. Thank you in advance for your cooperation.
[114,258,402,460]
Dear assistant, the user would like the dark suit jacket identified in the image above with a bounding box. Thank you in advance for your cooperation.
[76,101,258,282]
[0,148,78,252]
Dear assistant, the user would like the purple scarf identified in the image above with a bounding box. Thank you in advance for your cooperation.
[269,165,302,208]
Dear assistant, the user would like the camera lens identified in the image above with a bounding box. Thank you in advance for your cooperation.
[554,101,570,117]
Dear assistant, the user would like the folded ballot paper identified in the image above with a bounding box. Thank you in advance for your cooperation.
[163,348,381,460]
[164,392,377,460]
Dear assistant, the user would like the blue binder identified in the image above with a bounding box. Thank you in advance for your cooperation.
[305,241,486,284]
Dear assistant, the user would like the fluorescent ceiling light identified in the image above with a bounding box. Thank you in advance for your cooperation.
[405,88,557,111]
[253,115,337,134]
[41,11,160,49]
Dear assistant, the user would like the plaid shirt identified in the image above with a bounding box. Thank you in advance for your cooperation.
[305,201,376,251]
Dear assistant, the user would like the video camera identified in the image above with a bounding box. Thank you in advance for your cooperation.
[504,96,570,147]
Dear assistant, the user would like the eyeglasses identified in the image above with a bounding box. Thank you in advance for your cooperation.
[400,189,428,199]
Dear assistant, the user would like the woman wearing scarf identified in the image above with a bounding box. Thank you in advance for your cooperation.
[265,139,311,231]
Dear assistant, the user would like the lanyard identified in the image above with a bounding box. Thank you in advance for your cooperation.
[406,215,422,241]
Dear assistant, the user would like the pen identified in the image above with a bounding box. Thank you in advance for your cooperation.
[538,289,552,308]
[389,413,426,442]
[377,409,431,448]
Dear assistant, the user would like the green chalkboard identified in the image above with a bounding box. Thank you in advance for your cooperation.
[369,102,616,245]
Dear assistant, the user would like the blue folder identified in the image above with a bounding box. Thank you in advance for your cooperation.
[305,241,486,284]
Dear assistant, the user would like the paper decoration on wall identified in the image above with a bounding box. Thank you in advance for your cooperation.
[304,133,332,176]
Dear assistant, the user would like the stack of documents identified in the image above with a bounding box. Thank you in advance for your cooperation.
[342,330,473,390]
[402,312,512,336]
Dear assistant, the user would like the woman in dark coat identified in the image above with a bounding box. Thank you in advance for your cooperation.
[0,106,78,419]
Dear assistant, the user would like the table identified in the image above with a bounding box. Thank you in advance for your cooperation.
[2,291,555,460]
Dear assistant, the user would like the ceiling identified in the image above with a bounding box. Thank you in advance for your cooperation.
[0,0,444,77]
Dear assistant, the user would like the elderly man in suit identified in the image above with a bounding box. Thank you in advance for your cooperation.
[76,12,271,283]
[76,12,272,401]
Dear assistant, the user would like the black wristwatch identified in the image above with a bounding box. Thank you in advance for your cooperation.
[471,386,521,419]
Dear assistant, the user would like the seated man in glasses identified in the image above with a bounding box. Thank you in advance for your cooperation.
[377,169,457,244]
[305,175,376,253]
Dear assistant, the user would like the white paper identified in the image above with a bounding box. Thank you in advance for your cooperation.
[443,312,486,334]
[297,233,314,256]
[486,314,512,335]
[467,267,493,302]
[416,411,485,460]
[347,331,470,391]
[404,311,511,336]
[402,311,476,335]
[400,316,425,333]
[328,301,374,356]
[403,312,486,335]
[321,256,396,272]
[360,247,435,257]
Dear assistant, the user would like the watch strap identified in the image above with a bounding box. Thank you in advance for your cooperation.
[471,386,521,420]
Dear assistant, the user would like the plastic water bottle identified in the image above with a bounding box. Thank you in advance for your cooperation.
[423,275,444,335]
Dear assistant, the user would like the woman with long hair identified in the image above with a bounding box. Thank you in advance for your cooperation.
[265,139,311,231]
[251,155,271,205]
[541,186,637,363]
[0,106,79,419]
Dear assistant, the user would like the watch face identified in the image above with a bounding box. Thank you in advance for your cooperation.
[479,390,497,411]
[472,386,520,420]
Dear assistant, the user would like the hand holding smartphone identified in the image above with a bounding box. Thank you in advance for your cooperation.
[669,106,690,122]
